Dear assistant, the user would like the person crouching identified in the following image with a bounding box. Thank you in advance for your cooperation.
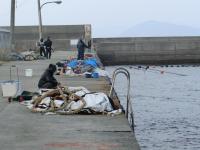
[38,64,59,89]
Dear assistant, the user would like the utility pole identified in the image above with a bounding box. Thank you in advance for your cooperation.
[37,0,42,40]
[10,0,15,52]
[37,0,62,40]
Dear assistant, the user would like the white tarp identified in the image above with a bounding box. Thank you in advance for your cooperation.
[22,86,122,115]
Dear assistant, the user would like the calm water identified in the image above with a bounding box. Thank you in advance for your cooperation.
[106,66,200,150]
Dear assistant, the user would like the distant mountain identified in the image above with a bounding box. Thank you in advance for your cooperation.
[120,21,200,37]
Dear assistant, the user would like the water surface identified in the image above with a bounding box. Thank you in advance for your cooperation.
[106,66,200,150]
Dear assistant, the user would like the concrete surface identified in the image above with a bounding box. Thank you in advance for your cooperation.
[0,25,91,51]
[0,29,10,60]
[2,24,200,65]
[0,51,140,150]
[94,37,200,65]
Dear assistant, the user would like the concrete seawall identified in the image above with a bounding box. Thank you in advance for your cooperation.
[0,28,10,60]
[0,25,91,52]
[94,37,200,65]
[1,24,200,65]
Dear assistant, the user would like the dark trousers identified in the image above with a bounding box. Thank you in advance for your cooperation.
[77,49,84,60]
[39,82,57,89]
[46,47,51,59]
[40,47,45,56]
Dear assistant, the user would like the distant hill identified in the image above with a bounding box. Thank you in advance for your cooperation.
[120,21,200,37]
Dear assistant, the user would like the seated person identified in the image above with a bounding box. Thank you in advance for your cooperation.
[38,64,59,89]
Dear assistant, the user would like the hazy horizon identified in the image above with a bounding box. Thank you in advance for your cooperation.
[1,0,200,37]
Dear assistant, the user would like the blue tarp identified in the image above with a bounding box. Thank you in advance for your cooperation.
[67,58,98,69]
[84,58,98,68]
[67,59,78,68]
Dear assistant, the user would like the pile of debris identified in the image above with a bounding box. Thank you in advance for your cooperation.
[21,86,122,116]
[8,50,46,61]
[56,58,109,77]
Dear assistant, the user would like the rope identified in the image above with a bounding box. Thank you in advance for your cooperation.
[133,66,187,76]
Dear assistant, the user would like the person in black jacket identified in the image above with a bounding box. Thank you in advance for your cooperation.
[77,38,90,60]
[44,36,53,59]
[38,64,58,89]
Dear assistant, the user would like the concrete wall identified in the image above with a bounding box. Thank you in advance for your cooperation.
[93,37,200,65]
[1,25,91,52]
[0,29,10,60]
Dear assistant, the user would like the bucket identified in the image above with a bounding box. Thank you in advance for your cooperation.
[25,69,33,77]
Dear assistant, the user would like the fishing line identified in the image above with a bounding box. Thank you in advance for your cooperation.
[132,66,187,76]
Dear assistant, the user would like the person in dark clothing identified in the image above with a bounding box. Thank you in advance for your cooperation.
[77,38,90,60]
[39,38,45,56]
[44,36,53,59]
[38,64,58,89]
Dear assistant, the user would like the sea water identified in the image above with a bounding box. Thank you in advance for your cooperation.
[106,66,200,150]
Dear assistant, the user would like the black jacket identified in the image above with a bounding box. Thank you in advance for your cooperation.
[44,39,52,48]
[38,64,58,88]
[77,39,89,51]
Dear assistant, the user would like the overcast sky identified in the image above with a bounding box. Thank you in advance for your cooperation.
[0,0,200,37]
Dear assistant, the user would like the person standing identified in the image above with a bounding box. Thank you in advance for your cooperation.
[39,38,45,56]
[44,36,53,59]
[77,38,90,60]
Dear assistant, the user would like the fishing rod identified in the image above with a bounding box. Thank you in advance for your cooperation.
[132,66,187,76]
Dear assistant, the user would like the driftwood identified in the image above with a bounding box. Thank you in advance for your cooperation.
[31,86,86,115]
[32,89,60,108]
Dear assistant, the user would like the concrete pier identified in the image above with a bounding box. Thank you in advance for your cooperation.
[0,51,140,150]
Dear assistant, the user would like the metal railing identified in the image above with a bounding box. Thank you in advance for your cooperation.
[109,67,135,131]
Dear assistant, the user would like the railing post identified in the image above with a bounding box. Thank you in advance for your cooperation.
[109,67,134,130]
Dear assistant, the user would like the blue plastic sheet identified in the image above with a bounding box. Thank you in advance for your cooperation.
[84,58,98,68]
[67,59,78,68]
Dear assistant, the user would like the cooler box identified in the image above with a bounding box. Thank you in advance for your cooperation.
[1,80,21,97]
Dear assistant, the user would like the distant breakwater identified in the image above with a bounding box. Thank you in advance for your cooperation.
[94,36,200,65]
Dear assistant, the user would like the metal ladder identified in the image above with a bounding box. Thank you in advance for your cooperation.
[109,67,135,131]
